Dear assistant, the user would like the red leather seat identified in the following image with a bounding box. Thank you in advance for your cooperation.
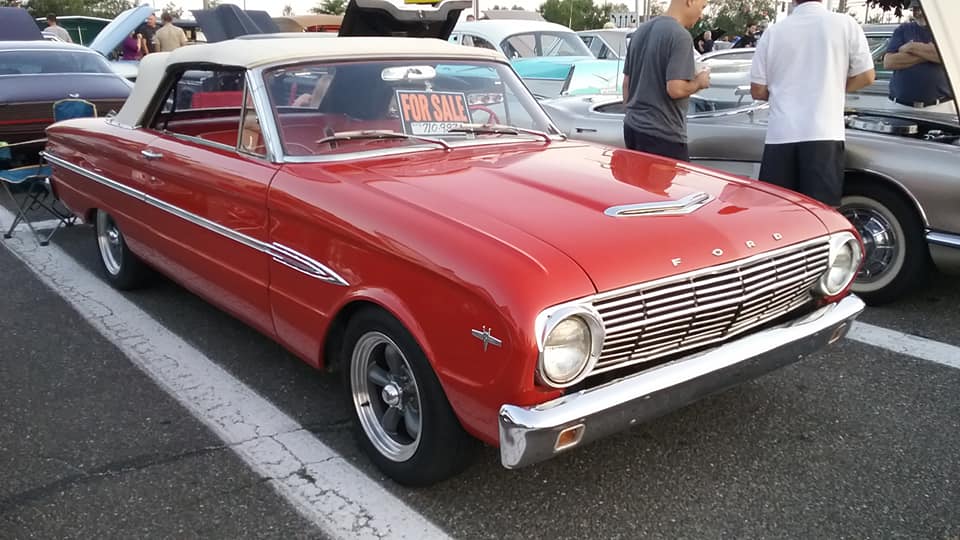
[190,91,243,109]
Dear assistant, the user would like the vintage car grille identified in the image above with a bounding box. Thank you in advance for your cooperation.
[589,237,831,377]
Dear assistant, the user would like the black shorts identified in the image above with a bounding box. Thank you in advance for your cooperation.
[623,126,689,162]
[758,141,844,207]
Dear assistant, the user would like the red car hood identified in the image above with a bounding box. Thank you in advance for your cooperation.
[352,142,832,292]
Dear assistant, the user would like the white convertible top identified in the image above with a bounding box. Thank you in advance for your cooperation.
[114,36,505,128]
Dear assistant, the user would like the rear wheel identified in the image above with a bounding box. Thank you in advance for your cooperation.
[343,308,475,486]
[840,181,929,305]
[95,210,150,290]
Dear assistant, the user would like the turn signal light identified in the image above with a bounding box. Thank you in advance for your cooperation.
[555,423,585,451]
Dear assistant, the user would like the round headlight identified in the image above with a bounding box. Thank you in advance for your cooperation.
[817,232,863,296]
[535,305,605,388]
[542,317,592,385]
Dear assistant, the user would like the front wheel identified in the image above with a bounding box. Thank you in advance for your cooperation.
[343,308,475,486]
[95,209,151,290]
[840,182,929,305]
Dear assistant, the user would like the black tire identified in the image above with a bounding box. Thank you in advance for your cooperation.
[342,308,476,486]
[841,180,929,305]
[94,209,151,290]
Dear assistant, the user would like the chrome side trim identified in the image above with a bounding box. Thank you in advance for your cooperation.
[271,242,349,286]
[42,151,349,286]
[43,152,144,200]
[927,230,960,249]
[604,191,712,217]
[686,101,769,119]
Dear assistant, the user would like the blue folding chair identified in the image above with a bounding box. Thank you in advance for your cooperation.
[52,98,97,121]
[0,99,95,246]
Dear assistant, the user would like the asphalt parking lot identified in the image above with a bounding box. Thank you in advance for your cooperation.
[2,213,958,540]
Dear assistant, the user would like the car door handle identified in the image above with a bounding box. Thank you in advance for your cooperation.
[575,127,597,133]
[141,150,163,160]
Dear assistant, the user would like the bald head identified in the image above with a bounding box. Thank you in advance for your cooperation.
[666,0,708,29]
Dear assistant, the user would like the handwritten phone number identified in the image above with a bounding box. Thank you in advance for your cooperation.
[410,122,463,135]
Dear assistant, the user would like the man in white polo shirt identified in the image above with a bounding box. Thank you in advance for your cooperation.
[749,0,875,207]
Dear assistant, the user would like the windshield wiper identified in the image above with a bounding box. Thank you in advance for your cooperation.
[447,123,555,142]
[315,130,451,151]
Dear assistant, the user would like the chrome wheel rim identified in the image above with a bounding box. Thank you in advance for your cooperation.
[96,211,123,276]
[350,332,422,462]
[841,204,899,285]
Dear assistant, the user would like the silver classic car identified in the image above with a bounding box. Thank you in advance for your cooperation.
[541,1,959,305]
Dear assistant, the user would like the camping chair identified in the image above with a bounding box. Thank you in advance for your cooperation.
[0,98,96,246]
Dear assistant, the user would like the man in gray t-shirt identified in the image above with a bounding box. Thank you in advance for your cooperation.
[621,0,710,161]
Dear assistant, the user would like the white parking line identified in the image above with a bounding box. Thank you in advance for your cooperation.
[848,321,960,371]
[0,207,449,540]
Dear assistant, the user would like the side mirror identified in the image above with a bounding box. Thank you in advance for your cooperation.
[734,85,751,97]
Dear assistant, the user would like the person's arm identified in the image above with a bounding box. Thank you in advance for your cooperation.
[750,83,769,101]
[884,50,924,69]
[664,32,706,100]
[847,24,876,92]
[846,70,875,92]
[179,28,188,47]
[904,41,942,64]
[621,34,635,101]
[666,74,708,100]
[749,31,768,100]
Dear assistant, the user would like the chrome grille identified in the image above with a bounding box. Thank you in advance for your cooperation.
[590,237,830,377]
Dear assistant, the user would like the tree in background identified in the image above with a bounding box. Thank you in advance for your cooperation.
[24,0,134,18]
[163,1,183,18]
[866,0,909,16]
[312,0,346,15]
[283,4,294,15]
[539,0,612,30]
[691,0,775,42]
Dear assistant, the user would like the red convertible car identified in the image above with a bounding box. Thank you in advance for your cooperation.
[44,1,866,486]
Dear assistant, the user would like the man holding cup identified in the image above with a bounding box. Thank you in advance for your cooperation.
[621,0,710,162]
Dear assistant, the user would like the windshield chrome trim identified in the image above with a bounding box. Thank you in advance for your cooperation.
[281,136,558,163]
[246,68,284,164]
[42,150,349,286]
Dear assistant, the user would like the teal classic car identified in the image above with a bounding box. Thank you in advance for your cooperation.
[449,19,622,97]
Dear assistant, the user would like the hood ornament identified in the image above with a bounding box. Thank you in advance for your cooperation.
[604,191,712,217]
[471,326,502,352]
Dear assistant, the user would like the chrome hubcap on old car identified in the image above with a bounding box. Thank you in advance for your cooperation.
[841,205,897,283]
[350,332,422,462]
[96,212,124,276]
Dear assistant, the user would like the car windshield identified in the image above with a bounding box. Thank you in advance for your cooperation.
[500,32,592,58]
[0,50,114,75]
[264,59,560,157]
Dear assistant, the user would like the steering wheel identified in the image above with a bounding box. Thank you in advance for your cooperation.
[469,104,499,125]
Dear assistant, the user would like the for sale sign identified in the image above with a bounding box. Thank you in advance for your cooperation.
[397,90,471,136]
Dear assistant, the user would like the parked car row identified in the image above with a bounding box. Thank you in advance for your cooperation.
[0,7,131,167]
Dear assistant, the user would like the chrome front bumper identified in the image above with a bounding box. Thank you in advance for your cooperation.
[499,295,866,469]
